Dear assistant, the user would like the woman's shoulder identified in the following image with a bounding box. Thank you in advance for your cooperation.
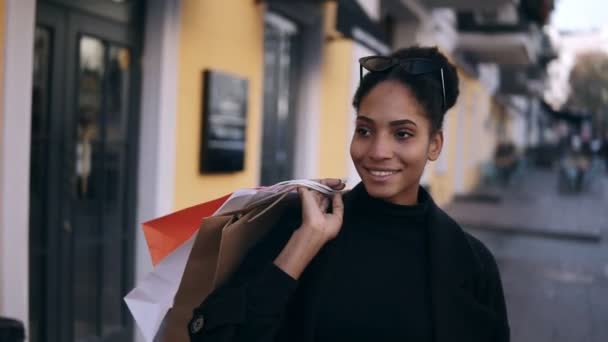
[462,232,501,278]
[426,200,500,275]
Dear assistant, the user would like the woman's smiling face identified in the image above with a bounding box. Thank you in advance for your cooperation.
[350,80,443,205]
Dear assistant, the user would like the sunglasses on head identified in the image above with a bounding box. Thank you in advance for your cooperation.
[359,56,447,111]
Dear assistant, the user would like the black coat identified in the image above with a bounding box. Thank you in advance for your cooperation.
[189,187,510,342]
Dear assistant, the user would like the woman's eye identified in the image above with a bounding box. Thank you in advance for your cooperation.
[395,131,412,139]
[356,127,371,136]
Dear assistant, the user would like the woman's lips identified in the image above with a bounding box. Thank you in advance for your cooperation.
[364,167,400,181]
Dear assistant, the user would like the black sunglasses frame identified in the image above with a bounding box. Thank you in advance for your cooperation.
[359,56,447,111]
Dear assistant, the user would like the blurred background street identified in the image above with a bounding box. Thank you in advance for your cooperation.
[449,166,608,342]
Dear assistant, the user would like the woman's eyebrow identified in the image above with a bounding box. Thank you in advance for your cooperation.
[356,116,417,127]
[355,115,375,124]
[389,119,417,127]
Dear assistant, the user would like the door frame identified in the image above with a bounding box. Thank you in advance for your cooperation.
[32,6,68,341]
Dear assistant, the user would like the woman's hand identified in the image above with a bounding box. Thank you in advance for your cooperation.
[274,178,345,280]
[298,178,345,244]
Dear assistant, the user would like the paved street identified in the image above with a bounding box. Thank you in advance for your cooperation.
[445,168,608,342]
[445,168,606,241]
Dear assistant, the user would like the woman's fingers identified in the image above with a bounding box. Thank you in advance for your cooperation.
[331,192,344,219]
[298,187,315,215]
[297,186,344,243]
[320,197,330,212]
[299,186,331,212]
[315,178,346,190]
[314,191,324,207]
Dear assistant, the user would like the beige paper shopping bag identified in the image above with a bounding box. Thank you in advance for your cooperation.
[161,194,294,341]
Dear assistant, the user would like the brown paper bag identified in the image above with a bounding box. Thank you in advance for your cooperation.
[161,194,292,341]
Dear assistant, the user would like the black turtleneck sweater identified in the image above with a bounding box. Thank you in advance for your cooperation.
[314,183,432,341]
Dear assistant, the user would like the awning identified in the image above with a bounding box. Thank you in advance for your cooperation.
[262,0,323,26]
[260,0,390,54]
[456,31,539,65]
[335,0,390,54]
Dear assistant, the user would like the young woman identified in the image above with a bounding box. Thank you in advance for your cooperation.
[189,46,510,342]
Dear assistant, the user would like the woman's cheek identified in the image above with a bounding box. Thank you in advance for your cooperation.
[350,139,364,161]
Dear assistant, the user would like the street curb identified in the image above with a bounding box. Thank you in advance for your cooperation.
[461,222,602,243]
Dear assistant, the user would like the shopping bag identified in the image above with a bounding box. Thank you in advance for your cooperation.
[160,193,294,341]
[125,196,285,342]
[124,233,199,342]
[142,179,329,266]
[143,194,232,266]
[125,180,337,341]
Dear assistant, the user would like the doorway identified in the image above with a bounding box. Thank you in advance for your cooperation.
[29,1,142,341]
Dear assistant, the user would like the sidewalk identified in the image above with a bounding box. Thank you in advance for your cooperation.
[444,168,607,241]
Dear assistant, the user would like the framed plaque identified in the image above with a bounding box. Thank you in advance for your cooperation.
[200,70,249,173]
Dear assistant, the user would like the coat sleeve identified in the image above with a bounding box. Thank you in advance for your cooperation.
[188,206,302,342]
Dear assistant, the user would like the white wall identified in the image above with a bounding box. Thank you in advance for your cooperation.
[509,113,528,150]
[0,0,36,329]
[135,0,180,340]
[290,14,323,181]
[416,8,458,53]
[356,0,380,20]
[392,2,458,54]
[478,63,500,95]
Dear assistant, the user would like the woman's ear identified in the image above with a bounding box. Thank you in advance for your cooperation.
[428,130,443,161]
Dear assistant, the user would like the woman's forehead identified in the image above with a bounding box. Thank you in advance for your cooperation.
[358,81,428,122]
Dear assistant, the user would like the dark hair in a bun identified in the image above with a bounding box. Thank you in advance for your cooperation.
[352,46,459,134]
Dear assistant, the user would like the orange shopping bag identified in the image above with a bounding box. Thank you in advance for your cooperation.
[143,194,231,266]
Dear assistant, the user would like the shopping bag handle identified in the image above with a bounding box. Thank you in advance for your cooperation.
[246,190,292,222]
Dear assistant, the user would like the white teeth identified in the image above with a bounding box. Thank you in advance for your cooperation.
[369,170,396,177]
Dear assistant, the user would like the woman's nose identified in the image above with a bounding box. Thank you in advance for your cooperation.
[368,136,392,160]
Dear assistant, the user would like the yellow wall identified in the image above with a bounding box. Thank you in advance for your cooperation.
[461,74,481,193]
[428,69,495,206]
[174,0,265,209]
[465,82,495,191]
[428,98,460,206]
[319,2,354,179]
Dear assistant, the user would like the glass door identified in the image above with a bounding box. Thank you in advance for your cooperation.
[31,2,141,341]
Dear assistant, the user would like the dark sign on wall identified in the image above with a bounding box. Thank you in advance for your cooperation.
[200,70,248,173]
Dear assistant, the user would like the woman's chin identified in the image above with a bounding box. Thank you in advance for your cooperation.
[362,180,394,198]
